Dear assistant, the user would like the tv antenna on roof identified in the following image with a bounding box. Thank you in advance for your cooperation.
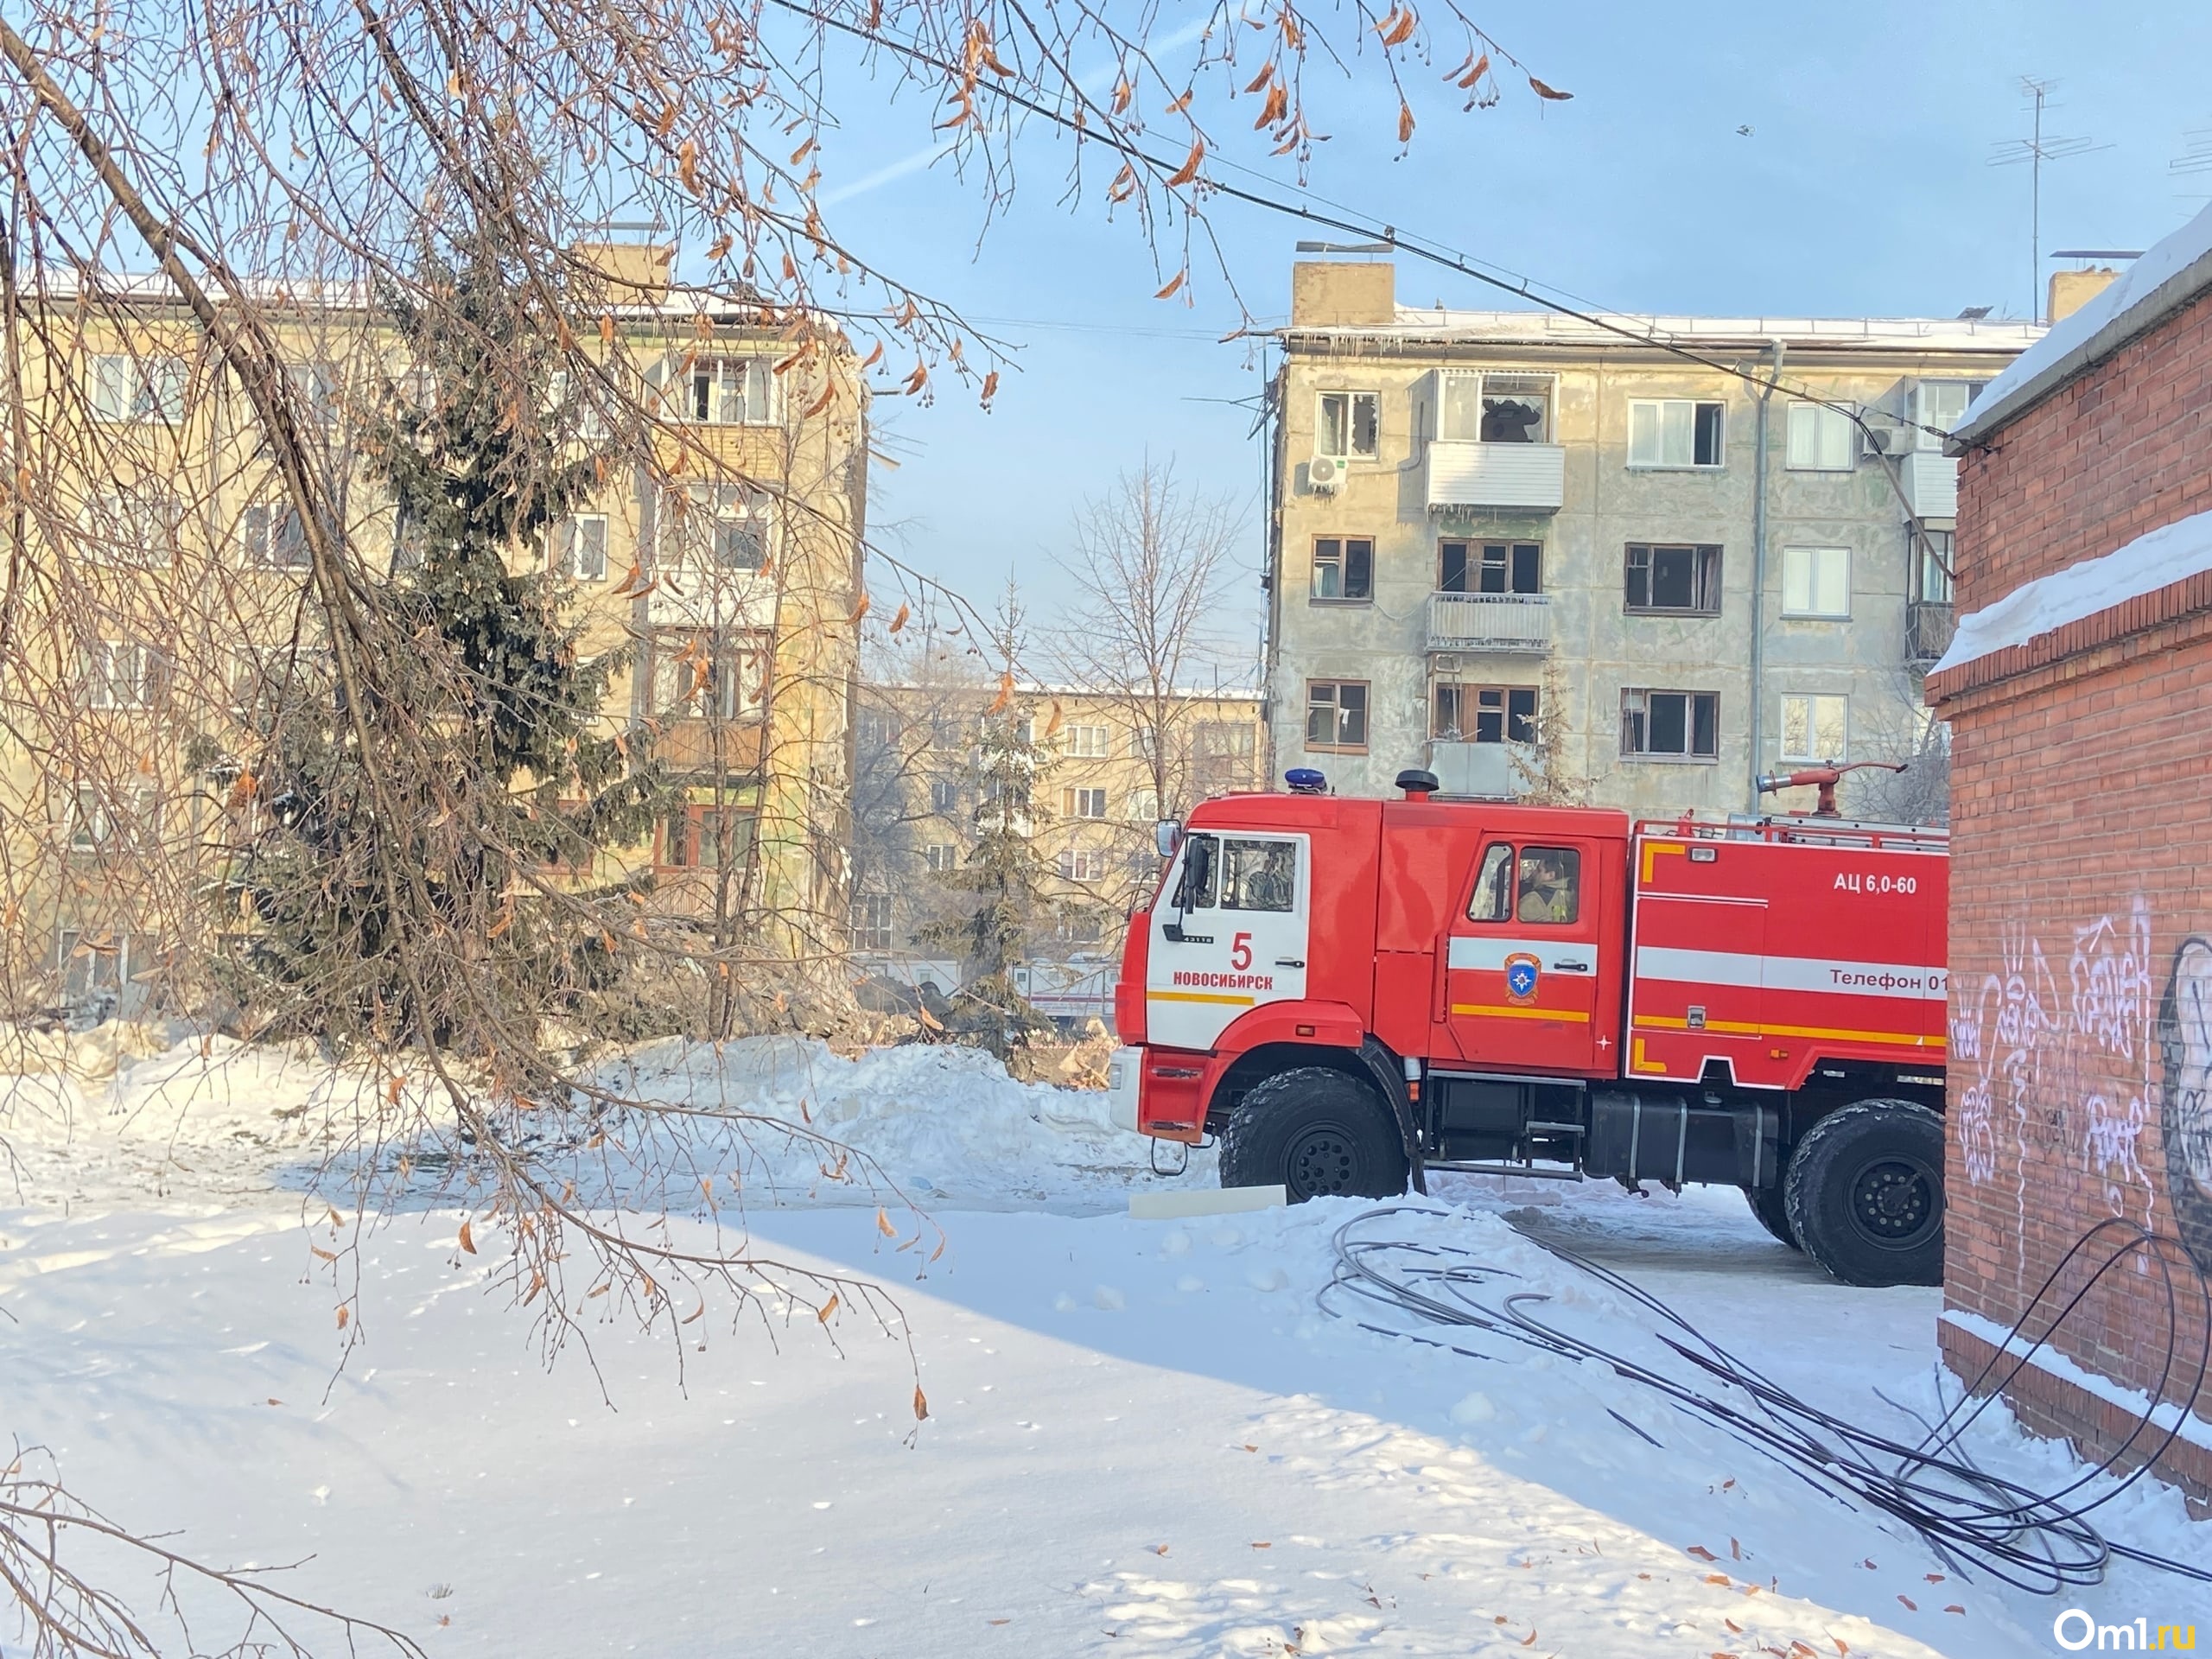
[1988,77,2110,323]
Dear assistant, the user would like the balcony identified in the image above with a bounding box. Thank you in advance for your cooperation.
[1426,740,1522,799]
[1427,591,1554,654]
[1905,600,1957,664]
[1422,440,1566,513]
[1897,450,1959,520]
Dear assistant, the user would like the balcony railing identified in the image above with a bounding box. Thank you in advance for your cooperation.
[1906,600,1957,664]
[1427,591,1554,654]
[1422,440,1567,512]
[1426,740,1522,799]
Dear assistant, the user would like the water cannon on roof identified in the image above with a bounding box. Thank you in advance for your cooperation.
[1758,760,1908,818]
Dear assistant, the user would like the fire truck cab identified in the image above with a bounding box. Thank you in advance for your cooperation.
[1106,771,1950,1287]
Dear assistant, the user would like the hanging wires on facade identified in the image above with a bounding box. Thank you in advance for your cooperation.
[1322,1205,2212,1594]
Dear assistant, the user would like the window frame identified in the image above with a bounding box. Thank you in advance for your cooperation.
[1304,679,1370,753]
[241,501,311,570]
[1624,543,1724,616]
[1064,723,1111,760]
[849,892,894,951]
[1308,536,1374,603]
[1780,544,1852,620]
[83,639,157,711]
[552,512,611,581]
[1627,398,1726,469]
[689,355,779,426]
[1433,683,1540,744]
[1784,401,1859,473]
[92,354,188,425]
[1910,380,1977,450]
[1779,692,1851,765]
[648,628,770,723]
[1620,688,1720,762]
[1316,390,1382,461]
[1439,539,1542,596]
[1063,785,1109,820]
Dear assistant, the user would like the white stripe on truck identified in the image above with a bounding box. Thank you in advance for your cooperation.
[1635,945,1948,1001]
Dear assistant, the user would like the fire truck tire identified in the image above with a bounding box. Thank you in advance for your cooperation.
[1783,1099,1945,1287]
[1741,1183,1802,1250]
[1219,1067,1408,1203]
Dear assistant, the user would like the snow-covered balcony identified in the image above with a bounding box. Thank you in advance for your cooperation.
[1427,591,1554,654]
[1422,440,1566,512]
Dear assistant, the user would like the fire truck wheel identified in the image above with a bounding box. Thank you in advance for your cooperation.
[1219,1067,1408,1203]
[1741,1183,1802,1250]
[1783,1099,1945,1287]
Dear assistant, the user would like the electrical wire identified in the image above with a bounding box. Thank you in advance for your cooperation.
[766,0,2000,454]
[1321,1205,2212,1595]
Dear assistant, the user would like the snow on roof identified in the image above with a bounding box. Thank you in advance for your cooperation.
[1290,306,2044,358]
[1952,201,2212,447]
[1933,505,2212,677]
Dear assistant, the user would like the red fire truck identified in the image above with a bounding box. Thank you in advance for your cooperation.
[1105,766,1950,1287]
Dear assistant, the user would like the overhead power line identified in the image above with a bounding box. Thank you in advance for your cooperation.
[768,0,2007,454]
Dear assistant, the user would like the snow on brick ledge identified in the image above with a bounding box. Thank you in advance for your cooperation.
[1933,506,2212,682]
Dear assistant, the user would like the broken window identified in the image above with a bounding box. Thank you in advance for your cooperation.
[1317,391,1381,460]
[1624,543,1723,614]
[1439,540,1541,595]
[1305,681,1368,751]
[1433,683,1539,743]
[1310,537,1374,601]
[1628,398,1725,467]
[1621,690,1719,760]
[1436,372,1554,443]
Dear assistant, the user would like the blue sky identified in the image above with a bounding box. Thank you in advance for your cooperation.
[800,0,2212,635]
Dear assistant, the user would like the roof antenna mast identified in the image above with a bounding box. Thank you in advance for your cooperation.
[1988,77,2105,324]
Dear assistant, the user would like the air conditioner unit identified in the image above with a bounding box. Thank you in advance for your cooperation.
[1308,453,1344,493]
[1860,416,1914,457]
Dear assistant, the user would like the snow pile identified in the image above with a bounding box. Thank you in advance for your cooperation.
[579,1037,1210,1212]
[0,1031,1205,1214]
[1962,200,2212,440]
[1934,505,2212,675]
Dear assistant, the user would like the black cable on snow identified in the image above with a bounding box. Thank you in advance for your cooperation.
[1319,1205,2212,1594]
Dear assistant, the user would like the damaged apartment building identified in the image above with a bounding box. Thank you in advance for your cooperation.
[1264,258,2044,818]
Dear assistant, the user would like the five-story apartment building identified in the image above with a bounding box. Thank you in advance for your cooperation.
[1266,260,2041,817]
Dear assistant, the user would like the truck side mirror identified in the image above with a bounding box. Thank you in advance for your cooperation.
[1154,820,1182,858]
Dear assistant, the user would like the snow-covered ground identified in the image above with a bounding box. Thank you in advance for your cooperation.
[0,1036,2202,1656]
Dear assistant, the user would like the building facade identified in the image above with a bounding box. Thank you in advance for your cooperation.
[849,674,1263,1020]
[3,242,867,1021]
[1929,215,2212,1510]
[1265,261,2040,819]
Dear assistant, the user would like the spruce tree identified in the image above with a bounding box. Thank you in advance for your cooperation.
[920,597,1053,1060]
[211,235,667,1050]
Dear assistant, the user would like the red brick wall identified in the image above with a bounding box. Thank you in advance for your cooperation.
[1933,285,2212,1503]
[1952,290,2212,609]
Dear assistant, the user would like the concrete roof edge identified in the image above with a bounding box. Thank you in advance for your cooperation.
[1951,246,2212,448]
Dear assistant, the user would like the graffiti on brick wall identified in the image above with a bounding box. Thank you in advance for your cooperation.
[1952,898,2160,1264]
[2155,938,2212,1273]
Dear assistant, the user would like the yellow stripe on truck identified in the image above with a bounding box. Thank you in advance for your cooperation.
[1147,989,1258,1007]
[1450,1003,1592,1023]
[1632,1014,1944,1049]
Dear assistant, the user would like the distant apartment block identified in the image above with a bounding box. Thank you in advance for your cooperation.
[1265,259,2042,817]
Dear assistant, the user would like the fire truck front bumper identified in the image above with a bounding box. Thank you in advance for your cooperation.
[1105,1046,1143,1134]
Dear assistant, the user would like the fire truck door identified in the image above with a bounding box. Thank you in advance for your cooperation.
[1441,836,1608,1074]
[1146,831,1311,1052]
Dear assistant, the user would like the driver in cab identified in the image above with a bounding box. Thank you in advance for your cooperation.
[1517,851,1574,925]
